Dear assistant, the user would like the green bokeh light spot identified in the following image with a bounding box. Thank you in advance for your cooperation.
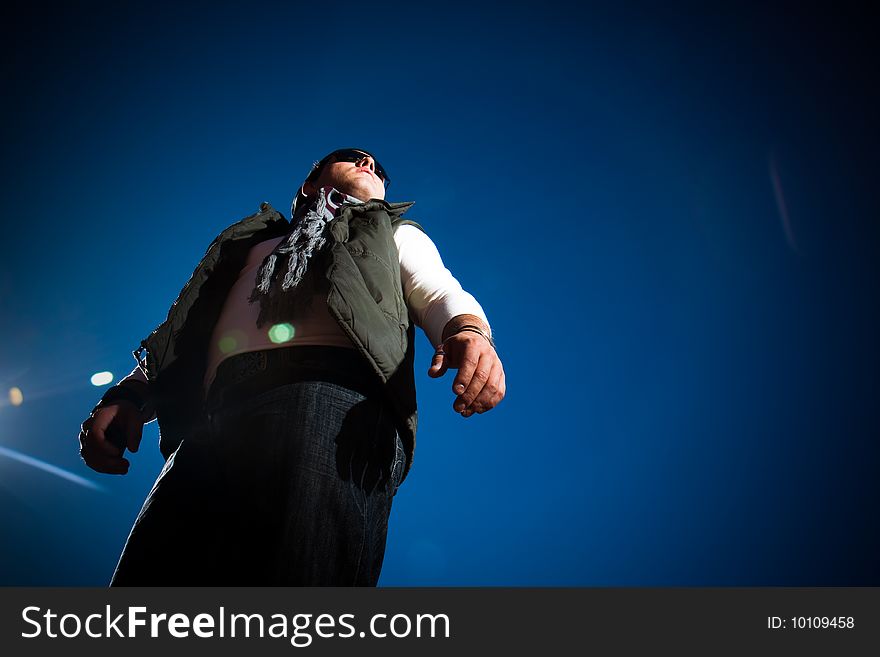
[218,335,237,354]
[268,323,295,344]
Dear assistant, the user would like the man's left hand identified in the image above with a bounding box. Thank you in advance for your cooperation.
[428,329,505,418]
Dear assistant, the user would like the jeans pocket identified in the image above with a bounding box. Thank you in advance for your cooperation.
[207,384,288,438]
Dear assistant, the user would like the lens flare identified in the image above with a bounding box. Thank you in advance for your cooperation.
[218,335,237,353]
[0,445,104,491]
[90,371,114,386]
[8,387,23,406]
[268,323,295,344]
[218,329,248,354]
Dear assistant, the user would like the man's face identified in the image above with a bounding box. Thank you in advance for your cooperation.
[309,151,386,202]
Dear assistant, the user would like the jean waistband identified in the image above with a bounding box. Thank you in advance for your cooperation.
[206,346,380,411]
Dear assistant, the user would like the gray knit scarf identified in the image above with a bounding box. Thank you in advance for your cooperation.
[248,186,362,327]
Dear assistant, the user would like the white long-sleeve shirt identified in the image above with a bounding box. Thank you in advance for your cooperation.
[120,223,488,399]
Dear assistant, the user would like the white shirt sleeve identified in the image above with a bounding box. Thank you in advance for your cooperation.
[394,223,490,347]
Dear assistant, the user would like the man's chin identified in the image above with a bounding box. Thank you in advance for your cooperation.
[342,184,383,203]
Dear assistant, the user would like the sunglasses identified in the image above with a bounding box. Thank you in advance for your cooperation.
[318,149,391,188]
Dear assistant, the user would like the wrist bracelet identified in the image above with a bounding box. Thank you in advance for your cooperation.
[456,324,489,335]
[95,385,149,414]
[439,325,496,350]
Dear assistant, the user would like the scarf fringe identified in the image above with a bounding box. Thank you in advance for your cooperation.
[248,187,360,324]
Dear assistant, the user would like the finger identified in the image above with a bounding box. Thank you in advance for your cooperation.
[90,458,130,475]
[88,458,129,475]
[79,412,129,473]
[80,416,95,438]
[454,353,491,413]
[451,344,481,399]
[125,415,144,453]
[486,365,506,408]
[80,444,130,474]
[84,430,125,457]
[80,431,128,466]
[427,350,448,378]
[87,412,110,443]
[117,408,141,453]
[82,416,126,458]
[466,362,503,414]
[91,408,133,454]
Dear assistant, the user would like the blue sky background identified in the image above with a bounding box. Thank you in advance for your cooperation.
[1,1,877,585]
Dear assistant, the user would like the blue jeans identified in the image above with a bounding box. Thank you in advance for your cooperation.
[110,348,406,586]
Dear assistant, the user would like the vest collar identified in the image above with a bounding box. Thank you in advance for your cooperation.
[356,198,415,216]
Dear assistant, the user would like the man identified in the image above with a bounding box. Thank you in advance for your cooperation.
[78,148,505,585]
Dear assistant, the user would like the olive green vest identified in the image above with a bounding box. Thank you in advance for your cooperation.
[136,200,421,482]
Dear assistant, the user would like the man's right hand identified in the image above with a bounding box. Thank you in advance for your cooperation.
[78,402,146,475]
